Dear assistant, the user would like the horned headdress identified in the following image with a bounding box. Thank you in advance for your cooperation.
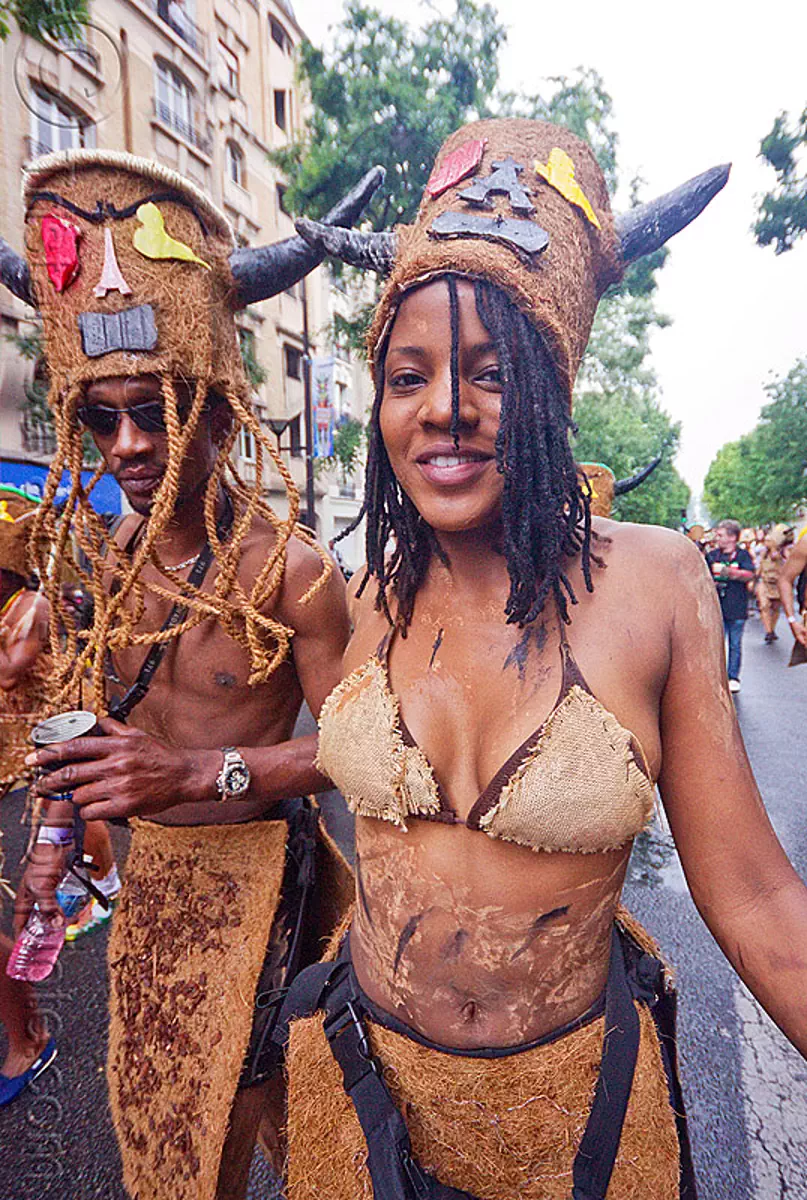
[295,118,729,407]
[0,150,383,710]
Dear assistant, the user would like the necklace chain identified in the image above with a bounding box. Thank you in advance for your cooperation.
[165,551,201,572]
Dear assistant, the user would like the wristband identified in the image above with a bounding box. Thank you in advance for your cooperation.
[788,615,801,626]
[36,825,75,846]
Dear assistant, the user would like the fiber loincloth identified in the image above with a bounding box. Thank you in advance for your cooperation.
[286,920,683,1200]
[107,816,288,1200]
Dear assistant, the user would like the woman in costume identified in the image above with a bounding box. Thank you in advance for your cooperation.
[273,119,807,1199]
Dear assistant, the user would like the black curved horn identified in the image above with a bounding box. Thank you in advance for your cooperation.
[0,238,34,307]
[295,219,396,275]
[613,455,663,496]
[616,164,730,265]
[229,166,386,307]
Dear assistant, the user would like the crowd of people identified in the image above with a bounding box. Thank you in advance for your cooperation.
[0,120,805,1200]
[686,518,805,690]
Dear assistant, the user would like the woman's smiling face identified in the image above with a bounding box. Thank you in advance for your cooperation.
[379,277,505,535]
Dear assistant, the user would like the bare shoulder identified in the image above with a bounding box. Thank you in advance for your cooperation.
[274,531,348,634]
[591,517,708,588]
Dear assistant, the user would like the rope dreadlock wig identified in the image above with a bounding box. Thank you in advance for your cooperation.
[297,118,729,629]
[0,150,383,711]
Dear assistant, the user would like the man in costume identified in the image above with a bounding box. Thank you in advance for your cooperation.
[0,492,58,1107]
[261,120,806,1199]
[0,149,380,1198]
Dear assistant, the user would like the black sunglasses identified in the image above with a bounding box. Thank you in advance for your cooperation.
[76,401,190,437]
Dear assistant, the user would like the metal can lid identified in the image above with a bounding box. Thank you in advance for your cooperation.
[31,710,98,746]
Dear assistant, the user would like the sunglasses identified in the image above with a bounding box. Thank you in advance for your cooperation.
[76,401,190,437]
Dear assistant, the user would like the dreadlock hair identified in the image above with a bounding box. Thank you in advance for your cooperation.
[340,274,597,632]
[29,371,332,715]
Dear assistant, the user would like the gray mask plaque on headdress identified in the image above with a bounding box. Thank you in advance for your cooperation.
[430,212,549,258]
[78,305,158,357]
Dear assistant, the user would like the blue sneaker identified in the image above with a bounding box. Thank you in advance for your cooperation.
[0,1037,58,1107]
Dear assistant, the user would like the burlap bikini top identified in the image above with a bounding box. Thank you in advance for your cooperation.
[317,623,655,854]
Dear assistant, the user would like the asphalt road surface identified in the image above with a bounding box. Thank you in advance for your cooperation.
[1,607,804,1199]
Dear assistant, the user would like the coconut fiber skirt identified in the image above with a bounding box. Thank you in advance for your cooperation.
[107,800,353,1200]
[282,917,696,1200]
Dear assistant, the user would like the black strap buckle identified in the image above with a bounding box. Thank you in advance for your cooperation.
[324,998,379,1073]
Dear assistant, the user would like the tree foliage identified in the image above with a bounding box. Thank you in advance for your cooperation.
[0,0,87,42]
[754,108,807,254]
[703,359,807,525]
[279,0,686,525]
[318,415,365,483]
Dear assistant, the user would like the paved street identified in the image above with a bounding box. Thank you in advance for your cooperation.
[1,608,805,1199]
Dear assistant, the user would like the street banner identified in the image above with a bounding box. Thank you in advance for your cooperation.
[311,356,335,459]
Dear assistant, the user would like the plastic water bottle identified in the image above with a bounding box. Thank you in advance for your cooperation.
[56,869,89,921]
[6,869,88,982]
[6,906,66,982]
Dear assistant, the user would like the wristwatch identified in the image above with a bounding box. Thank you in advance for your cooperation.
[216,747,251,800]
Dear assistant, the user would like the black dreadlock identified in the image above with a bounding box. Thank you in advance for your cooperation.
[338,275,597,631]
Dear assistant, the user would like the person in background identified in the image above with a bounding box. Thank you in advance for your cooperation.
[778,529,807,649]
[706,519,756,692]
[0,501,56,1106]
[757,524,793,644]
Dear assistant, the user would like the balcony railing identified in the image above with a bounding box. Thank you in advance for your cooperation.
[21,414,57,457]
[152,99,211,155]
[144,0,209,58]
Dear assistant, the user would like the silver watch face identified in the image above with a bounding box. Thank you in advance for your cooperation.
[224,764,250,796]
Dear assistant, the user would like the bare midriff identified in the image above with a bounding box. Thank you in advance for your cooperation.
[351,816,630,1049]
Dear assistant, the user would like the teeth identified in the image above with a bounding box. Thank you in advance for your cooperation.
[429,455,473,467]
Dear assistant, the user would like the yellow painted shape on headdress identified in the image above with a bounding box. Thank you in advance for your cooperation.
[132,202,211,270]
[534,148,601,229]
[0,502,13,523]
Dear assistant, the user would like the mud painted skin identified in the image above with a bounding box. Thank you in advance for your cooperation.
[348,279,807,1056]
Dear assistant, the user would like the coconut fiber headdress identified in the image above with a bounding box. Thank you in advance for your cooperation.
[296,118,729,406]
[0,150,383,710]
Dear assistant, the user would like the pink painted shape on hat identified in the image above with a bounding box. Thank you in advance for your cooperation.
[426,138,487,199]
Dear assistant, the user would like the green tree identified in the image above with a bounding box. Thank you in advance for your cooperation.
[272,0,505,230]
[280,1,685,524]
[703,358,807,525]
[317,415,365,485]
[0,0,87,42]
[754,108,807,254]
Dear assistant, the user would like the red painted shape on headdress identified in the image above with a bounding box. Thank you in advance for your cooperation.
[41,214,82,292]
[426,139,487,199]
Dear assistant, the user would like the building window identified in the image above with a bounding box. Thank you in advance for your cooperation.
[276,183,289,216]
[29,89,94,157]
[289,414,302,458]
[273,89,286,131]
[284,344,302,381]
[226,141,245,187]
[269,16,290,52]
[154,60,193,142]
[239,425,255,462]
[336,382,349,417]
[218,41,239,94]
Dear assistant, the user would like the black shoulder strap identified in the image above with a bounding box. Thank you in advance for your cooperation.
[108,493,234,722]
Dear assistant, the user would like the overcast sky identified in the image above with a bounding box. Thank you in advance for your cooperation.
[293,0,807,507]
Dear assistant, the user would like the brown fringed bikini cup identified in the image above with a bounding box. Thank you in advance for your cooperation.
[317,621,656,854]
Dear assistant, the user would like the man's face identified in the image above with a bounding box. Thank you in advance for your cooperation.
[80,375,228,516]
[716,526,738,554]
